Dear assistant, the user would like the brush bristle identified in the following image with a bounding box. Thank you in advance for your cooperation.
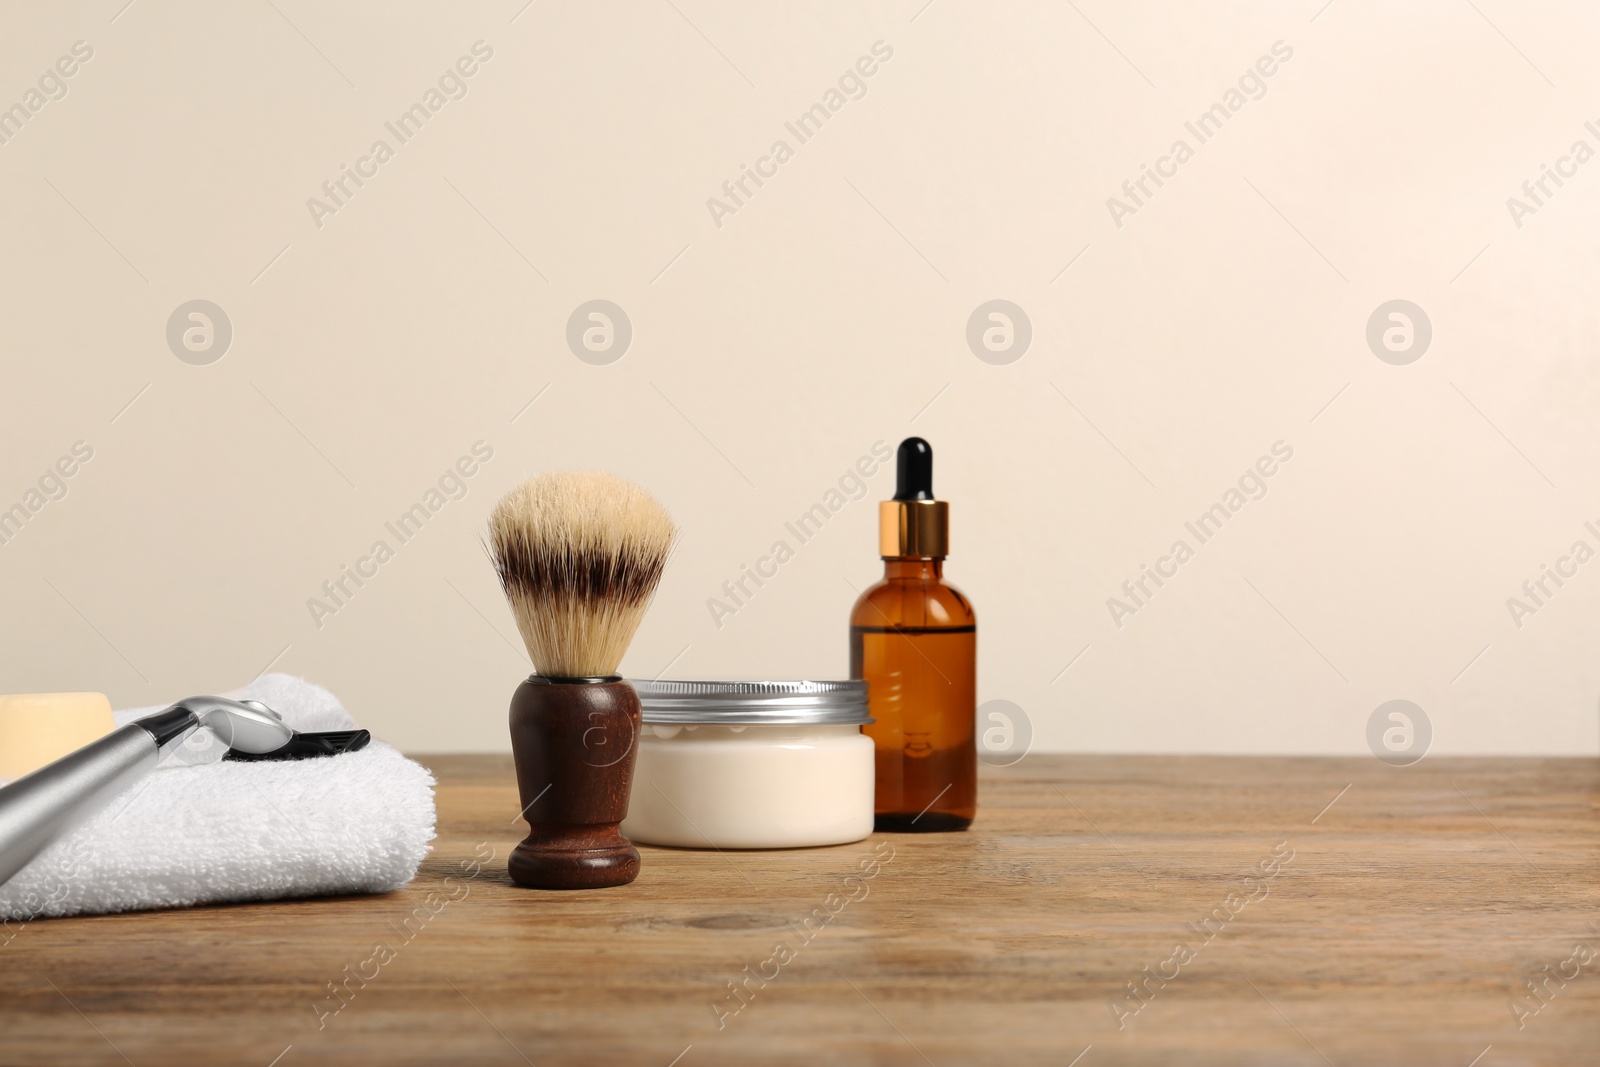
[487,471,676,678]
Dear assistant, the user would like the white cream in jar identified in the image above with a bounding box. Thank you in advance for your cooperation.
[620,680,875,849]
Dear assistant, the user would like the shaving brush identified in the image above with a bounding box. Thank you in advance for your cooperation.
[488,471,676,889]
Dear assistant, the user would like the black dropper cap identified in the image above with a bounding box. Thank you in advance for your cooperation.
[880,437,947,557]
[893,438,934,501]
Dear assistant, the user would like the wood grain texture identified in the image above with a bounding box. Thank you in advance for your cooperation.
[0,755,1596,1066]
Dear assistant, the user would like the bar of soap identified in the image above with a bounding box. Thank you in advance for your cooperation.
[0,693,115,780]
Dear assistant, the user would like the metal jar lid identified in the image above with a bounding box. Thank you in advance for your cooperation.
[628,679,872,726]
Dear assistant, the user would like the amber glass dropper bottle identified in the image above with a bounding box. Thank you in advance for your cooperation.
[850,437,976,832]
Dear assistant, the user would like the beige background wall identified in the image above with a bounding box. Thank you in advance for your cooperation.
[3,0,1598,755]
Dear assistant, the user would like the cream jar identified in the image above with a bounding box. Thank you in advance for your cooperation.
[620,680,875,849]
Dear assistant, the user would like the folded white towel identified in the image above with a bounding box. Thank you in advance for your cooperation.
[0,674,436,921]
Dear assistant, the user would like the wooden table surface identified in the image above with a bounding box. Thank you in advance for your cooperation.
[2,754,1596,1066]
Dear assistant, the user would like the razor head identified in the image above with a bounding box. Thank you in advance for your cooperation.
[223,728,371,762]
[166,696,295,754]
[164,697,372,761]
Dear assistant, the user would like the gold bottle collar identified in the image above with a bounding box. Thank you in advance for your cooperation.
[879,500,948,558]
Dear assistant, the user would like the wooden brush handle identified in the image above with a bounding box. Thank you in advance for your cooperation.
[507,676,641,890]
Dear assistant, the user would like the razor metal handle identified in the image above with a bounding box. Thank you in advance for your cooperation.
[0,722,170,889]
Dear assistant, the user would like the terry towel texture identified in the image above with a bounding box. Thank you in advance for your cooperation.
[0,674,435,921]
